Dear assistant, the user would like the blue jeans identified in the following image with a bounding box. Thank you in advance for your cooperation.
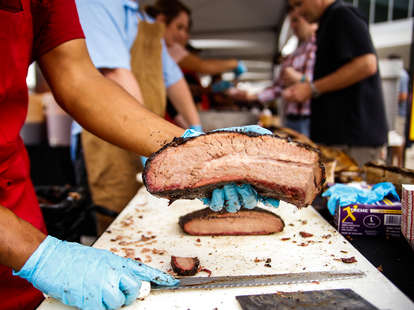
[284,116,310,137]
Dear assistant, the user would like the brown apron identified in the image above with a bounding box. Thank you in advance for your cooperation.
[82,17,165,234]
[130,20,166,116]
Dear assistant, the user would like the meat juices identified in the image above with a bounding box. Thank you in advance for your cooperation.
[171,256,200,276]
[143,131,325,208]
[179,208,285,236]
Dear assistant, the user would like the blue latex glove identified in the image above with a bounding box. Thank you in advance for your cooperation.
[182,125,279,212]
[213,125,272,135]
[140,156,148,166]
[14,236,179,310]
[189,124,203,132]
[233,60,247,78]
[322,182,399,215]
[211,80,234,93]
[182,128,204,138]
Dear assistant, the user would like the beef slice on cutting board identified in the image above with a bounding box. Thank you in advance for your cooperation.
[179,207,285,236]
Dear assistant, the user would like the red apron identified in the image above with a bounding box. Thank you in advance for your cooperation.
[0,1,47,309]
[0,140,47,310]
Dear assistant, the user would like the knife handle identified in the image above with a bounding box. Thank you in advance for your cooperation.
[137,281,151,300]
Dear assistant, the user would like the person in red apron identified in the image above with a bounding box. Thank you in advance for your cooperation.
[0,0,82,308]
[0,1,278,309]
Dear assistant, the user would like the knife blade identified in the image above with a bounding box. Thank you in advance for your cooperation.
[151,269,365,291]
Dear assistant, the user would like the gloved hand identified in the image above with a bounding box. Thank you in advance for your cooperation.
[214,124,272,135]
[322,182,399,215]
[189,124,203,132]
[211,80,234,93]
[140,156,148,166]
[233,60,247,78]
[181,125,279,213]
[14,236,179,310]
[182,128,203,138]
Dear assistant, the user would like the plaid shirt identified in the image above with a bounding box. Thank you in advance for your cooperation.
[258,36,316,116]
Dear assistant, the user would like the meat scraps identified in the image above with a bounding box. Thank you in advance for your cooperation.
[171,256,200,276]
[179,207,285,236]
[143,131,325,208]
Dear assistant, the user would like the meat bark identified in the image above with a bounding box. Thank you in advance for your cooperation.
[171,256,200,276]
[143,131,325,208]
[179,207,285,236]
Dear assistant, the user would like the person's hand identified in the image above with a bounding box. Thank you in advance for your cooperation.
[282,82,312,102]
[14,236,179,310]
[322,182,399,215]
[282,67,303,86]
[182,125,280,212]
[233,60,247,78]
[211,80,234,93]
[189,124,203,132]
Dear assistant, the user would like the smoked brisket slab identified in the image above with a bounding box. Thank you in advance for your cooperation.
[171,256,200,276]
[143,131,325,208]
[178,207,285,236]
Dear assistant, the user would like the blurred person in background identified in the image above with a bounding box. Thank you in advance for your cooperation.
[73,0,202,234]
[284,0,387,166]
[145,0,248,126]
[248,8,317,137]
[145,0,246,77]
[387,54,410,136]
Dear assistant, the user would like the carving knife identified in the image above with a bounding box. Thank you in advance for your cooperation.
[150,269,365,291]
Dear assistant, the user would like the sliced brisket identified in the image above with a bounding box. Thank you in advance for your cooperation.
[143,131,325,208]
[179,207,285,236]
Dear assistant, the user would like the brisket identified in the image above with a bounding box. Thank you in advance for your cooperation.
[178,207,285,236]
[143,131,325,208]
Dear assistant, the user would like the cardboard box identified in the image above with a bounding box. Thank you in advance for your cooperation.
[401,184,414,250]
[334,195,402,238]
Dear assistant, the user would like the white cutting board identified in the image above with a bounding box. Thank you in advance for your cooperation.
[38,186,414,310]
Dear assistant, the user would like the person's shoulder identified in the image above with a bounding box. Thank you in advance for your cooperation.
[76,0,127,25]
[330,2,368,24]
[76,0,120,11]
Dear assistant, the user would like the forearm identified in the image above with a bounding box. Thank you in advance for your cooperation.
[0,206,46,271]
[100,68,144,104]
[399,93,408,102]
[39,39,184,156]
[167,79,201,126]
[60,71,182,156]
[314,53,377,94]
[179,54,238,75]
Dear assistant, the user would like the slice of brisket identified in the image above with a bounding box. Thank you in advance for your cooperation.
[179,207,285,236]
[171,256,200,276]
[143,131,325,208]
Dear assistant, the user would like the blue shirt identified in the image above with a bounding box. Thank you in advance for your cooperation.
[72,0,182,135]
